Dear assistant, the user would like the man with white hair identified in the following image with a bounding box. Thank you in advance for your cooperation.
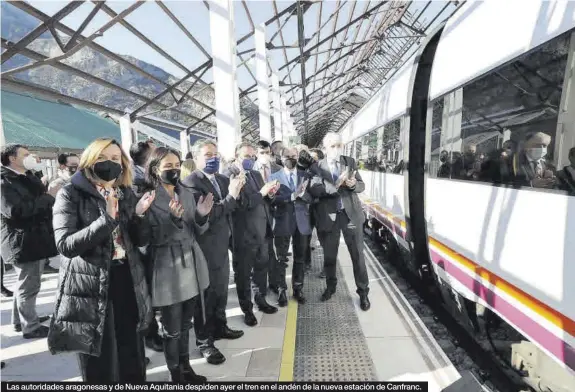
[303,132,370,310]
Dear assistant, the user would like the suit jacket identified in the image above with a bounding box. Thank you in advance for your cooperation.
[223,167,273,245]
[308,157,365,232]
[270,169,313,237]
[253,160,282,182]
[512,153,556,188]
[181,171,237,270]
[144,184,210,307]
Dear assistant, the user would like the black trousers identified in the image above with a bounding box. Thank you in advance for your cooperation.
[78,261,145,383]
[233,238,269,312]
[274,229,309,290]
[317,211,369,295]
[160,297,196,370]
[194,264,230,343]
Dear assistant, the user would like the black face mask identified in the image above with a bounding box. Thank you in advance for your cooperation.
[93,160,122,182]
[283,158,297,170]
[160,169,181,185]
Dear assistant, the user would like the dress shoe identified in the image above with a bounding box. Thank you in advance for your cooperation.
[169,368,184,382]
[255,294,278,314]
[244,311,258,326]
[145,335,163,352]
[360,294,371,311]
[320,288,335,302]
[214,325,244,340]
[1,286,13,298]
[293,289,306,304]
[277,290,288,307]
[181,356,208,382]
[15,315,50,333]
[23,325,49,339]
[268,285,279,295]
[198,343,226,365]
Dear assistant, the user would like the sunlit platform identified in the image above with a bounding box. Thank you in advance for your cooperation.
[1,238,480,388]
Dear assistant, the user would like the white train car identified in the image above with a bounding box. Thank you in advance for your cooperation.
[340,2,575,391]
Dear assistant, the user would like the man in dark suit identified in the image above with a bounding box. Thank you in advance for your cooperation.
[302,132,370,311]
[223,142,279,326]
[269,147,312,306]
[182,140,245,364]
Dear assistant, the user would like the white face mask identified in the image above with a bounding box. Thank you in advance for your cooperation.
[526,147,547,161]
[23,155,40,171]
[258,154,270,165]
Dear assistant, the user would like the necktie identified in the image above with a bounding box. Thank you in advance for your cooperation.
[288,172,295,191]
[330,162,343,211]
[534,161,542,177]
[261,165,270,182]
[210,176,222,199]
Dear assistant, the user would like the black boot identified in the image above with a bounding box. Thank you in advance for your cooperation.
[293,288,306,304]
[244,310,258,326]
[214,325,244,340]
[321,287,335,302]
[360,294,371,311]
[180,357,207,383]
[169,367,184,382]
[277,290,288,307]
[255,294,278,314]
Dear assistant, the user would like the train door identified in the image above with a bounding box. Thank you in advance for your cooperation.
[404,29,443,282]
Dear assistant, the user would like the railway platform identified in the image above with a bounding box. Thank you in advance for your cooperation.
[0,238,481,390]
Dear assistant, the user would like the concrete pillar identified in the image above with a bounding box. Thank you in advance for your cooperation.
[180,132,190,158]
[209,0,241,159]
[255,23,271,142]
[119,114,134,159]
[271,72,283,142]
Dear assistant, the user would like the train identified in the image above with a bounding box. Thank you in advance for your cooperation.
[338,1,575,391]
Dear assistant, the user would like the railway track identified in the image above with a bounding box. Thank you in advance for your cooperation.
[362,226,531,392]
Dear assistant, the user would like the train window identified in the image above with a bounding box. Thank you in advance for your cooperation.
[383,119,401,173]
[429,98,445,178]
[454,31,573,191]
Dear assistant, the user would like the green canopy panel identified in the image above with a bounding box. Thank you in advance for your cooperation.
[1,89,121,150]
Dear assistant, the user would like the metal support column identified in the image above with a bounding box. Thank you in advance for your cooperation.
[271,72,283,142]
[296,1,308,139]
[180,132,190,158]
[209,0,241,159]
[255,23,272,142]
[119,114,134,158]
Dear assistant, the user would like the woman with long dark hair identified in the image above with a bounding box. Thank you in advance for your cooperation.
[144,147,214,382]
[48,138,155,382]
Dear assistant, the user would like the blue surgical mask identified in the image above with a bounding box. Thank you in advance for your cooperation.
[204,157,220,175]
[242,158,255,171]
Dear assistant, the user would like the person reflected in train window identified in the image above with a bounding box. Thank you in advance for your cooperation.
[450,152,465,179]
[512,132,556,189]
[555,147,575,195]
[479,140,515,185]
[437,150,451,178]
[462,145,481,180]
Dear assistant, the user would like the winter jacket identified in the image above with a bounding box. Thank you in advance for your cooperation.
[47,170,152,357]
[0,166,58,264]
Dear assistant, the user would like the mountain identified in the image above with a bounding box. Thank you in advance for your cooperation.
[0,2,259,136]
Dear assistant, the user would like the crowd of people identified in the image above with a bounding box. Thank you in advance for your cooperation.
[0,131,371,382]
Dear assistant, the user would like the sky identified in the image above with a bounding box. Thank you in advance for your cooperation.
[21,1,454,104]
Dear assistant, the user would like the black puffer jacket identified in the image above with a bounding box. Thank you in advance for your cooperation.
[47,171,152,357]
[0,166,58,264]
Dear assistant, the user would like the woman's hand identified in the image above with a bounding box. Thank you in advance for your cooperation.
[105,189,118,219]
[169,199,184,218]
[136,191,156,216]
[197,193,214,217]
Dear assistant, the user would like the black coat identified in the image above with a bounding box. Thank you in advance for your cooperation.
[47,171,152,357]
[0,166,58,264]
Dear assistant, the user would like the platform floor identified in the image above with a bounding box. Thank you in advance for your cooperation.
[1,237,467,388]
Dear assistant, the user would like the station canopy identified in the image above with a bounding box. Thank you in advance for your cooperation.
[1,0,459,147]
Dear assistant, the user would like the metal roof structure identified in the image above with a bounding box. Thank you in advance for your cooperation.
[1,0,459,148]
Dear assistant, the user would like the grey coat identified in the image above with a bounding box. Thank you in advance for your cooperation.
[145,184,210,308]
